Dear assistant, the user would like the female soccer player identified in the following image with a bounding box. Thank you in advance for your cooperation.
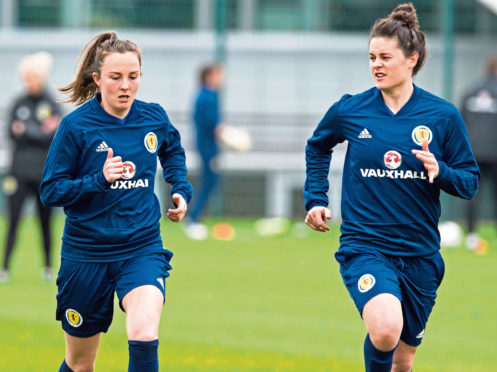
[304,3,479,372]
[40,32,192,372]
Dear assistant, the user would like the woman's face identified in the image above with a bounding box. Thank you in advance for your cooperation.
[22,70,45,96]
[207,67,224,90]
[93,51,141,118]
[369,37,418,94]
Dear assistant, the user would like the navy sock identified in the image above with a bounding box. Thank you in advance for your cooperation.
[59,360,74,372]
[364,334,396,372]
[128,339,159,372]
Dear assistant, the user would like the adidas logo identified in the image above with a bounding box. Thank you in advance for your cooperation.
[358,128,372,139]
[96,141,110,152]
[416,329,425,339]
[157,277,164,289]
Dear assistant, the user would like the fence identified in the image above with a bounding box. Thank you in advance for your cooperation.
[2,0,496,34]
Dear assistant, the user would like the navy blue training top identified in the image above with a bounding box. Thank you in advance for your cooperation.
[304,85,480,257]
[193,87,220,159]
[40,95,193,262]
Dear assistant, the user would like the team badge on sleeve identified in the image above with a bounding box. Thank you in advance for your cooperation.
[358,274,376,293]
[65,309,83,327]
[144,132,158,153]
[412,126,433,146]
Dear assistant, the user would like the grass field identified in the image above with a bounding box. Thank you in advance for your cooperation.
[0,216,496,371]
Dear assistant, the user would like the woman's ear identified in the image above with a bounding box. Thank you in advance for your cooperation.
[92,72,101,87]
[409,51,419,70]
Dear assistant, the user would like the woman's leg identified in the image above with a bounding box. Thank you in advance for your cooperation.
[190,156,218,222]
[362,293,405,372]
[122,285,163,372]
[35,185,52,270]
[61,332,101,372]
[2,180,27,272]
[392,341,417,372]
[363,293,403,350]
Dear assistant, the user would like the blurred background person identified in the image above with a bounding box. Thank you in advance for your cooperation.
[461,56,497,253]
[0,51,61,283]
[186,64,224,240]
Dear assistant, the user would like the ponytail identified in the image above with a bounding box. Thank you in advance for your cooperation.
[59,31,141,105]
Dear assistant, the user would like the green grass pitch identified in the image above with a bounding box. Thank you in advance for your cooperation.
[0,216,496,371]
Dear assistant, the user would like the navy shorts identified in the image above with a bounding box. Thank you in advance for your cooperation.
[56,250,172,337]
[335,249,445,346]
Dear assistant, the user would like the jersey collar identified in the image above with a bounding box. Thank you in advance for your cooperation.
[374,84,420,117]
[90,94,137,125]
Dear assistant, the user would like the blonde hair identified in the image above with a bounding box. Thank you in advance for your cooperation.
[59,31,142,105]
[18,51,53,81]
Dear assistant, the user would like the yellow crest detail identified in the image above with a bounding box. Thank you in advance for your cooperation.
[144,132,158,153]
[65,309,83,327]
[412,126,433,146]
[2,175,18,196]
[358,274,376,293]
[36,103,52,122]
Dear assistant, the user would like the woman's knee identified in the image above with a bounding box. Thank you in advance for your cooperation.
[127,324,158,341]
[368,321,402,350]
[363,293,403,350]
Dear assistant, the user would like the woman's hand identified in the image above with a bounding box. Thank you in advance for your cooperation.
[167,193,187,222]
[42,115,60,134]
[11,120,26,136]
[412,140,439,183]
[103,148,123,183]
[305,206,331,232]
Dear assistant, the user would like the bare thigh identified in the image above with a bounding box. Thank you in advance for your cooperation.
[122,284,164,341]
[65,332,101,372]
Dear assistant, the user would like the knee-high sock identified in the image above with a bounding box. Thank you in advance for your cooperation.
[58,360,74,372]
[364,334,396,372]
[128,339,159,372]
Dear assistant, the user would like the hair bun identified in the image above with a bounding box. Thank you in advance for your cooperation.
[389,2,419,30]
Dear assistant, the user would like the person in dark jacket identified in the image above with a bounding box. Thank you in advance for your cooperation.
[461,56,497,253]
[1,51,61,282]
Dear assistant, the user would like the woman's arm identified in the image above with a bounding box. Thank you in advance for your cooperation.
[40,119,112,207]
[433,109,480,199]
[304,101,345,211]
[158,115,193,205]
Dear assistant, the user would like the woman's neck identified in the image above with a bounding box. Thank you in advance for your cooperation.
[380,81,414,115]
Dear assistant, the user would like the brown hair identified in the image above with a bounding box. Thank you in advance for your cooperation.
[370,3,426,76]
[199,64,221,86]
[59,31,142,105]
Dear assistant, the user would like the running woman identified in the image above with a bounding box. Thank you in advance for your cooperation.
[40,32,192,372]
[304,3,479,372]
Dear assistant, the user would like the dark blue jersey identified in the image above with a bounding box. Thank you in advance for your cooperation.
[193,87,220,159]
[40,95,193,262]
[305,85,479,257]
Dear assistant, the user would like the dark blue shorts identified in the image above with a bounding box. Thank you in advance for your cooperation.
[56,250,172,338]
[335,249,445,346]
